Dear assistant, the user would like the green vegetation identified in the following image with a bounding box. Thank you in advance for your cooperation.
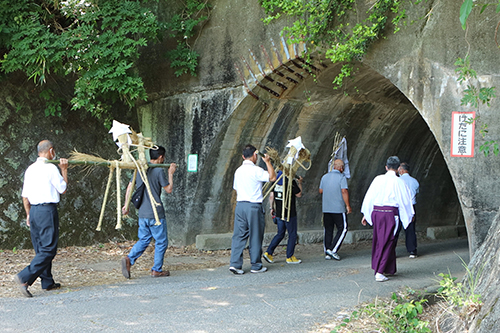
[455,56,498,156]
[165,0,211,77]
[332,259,483,333]
[0,0,209,122]
[436,259,483,330]
[456,0,500,157]
[332,288,431,333]
[460,0,500,30]
[260,0,407,88]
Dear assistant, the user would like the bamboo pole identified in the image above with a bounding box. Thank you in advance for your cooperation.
[96,166,115,231]
[46,160,172,168]
[115,161,122,229]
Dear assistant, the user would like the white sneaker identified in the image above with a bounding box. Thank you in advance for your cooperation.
[229,267,244,275]
[375,273,388,282]
[326,249,341,261]
[325,255,332,260]
[250,266,268,273]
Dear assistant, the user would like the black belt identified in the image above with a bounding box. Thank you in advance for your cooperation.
[32,203,57,206]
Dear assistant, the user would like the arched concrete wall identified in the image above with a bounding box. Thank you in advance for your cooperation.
[361,1,500,253]
[183,62,464,240]
[136,0,500,254]
[139,60,463,248]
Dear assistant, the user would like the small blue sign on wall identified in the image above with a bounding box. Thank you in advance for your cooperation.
[187,154,198,172]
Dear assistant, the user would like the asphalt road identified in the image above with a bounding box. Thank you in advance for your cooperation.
[0,238,469,333]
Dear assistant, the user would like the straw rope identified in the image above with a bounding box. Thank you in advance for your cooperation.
[96,165,115,231]
[115,161,122,229]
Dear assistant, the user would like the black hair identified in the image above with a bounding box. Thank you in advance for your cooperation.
[386,156,400,170]
[150,146,166,160]
[242,144,257,159]
[400,162,410,173]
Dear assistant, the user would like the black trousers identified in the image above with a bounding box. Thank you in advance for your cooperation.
[323,212,348,253]
[394,207,417,254]
[18,204,59,288]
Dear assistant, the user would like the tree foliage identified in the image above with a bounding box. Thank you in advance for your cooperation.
[460,0,500,30]
[260,0,405,88]
[164,0,211,77]
[0,0,209,121]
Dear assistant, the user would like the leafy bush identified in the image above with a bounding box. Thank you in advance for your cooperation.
[332,288,431,333]
[0,0,210,121]
[260,0,405,88]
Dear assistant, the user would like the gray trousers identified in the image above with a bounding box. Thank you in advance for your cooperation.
[230,201,265,270]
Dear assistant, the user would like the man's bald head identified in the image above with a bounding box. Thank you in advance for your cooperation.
[37,140,53,155]
[333,159,344,171]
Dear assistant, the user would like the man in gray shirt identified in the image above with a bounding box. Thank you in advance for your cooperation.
[319,159,352,260]
[121,146,177,278]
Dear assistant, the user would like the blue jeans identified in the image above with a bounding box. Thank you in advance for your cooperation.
[128,218,168,272]
[266,216,298,259]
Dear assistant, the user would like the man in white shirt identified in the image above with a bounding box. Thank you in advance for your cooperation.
[229,144,276,274]
[396,162,420,258]
[14,140,68,297]
[361,156,413,282]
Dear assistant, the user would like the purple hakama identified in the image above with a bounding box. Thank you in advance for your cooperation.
[371,205,400,275]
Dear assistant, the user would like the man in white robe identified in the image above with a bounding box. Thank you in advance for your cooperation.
[361,156,414,282]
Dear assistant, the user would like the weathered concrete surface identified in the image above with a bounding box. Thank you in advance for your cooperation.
[134,0,500,257]
[138,41,463,247]
[196,228,454,251]
[427,226,459,240]
[362,1,500,254]
[468,209,500,332]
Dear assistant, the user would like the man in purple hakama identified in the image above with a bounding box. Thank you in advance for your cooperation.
[360,156,414,282]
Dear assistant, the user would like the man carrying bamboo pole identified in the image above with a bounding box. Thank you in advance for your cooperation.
[14,140,68,297]
[229,144,276,275]
[121,146,177,278]
[263,170,303,265]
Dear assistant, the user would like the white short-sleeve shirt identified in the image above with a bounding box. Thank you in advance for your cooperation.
[22,157,67,205]
[233,160,270,203]
[400,173,419,205]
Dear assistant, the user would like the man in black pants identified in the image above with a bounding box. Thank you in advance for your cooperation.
[15,140,68,297]
[396,162,420,258]
[319,159,351,260]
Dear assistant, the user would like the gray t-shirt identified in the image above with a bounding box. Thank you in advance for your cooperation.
[133,168,169,219]
[319,170,348,213]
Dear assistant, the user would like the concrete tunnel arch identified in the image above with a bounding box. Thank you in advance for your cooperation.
[194,59,466,247]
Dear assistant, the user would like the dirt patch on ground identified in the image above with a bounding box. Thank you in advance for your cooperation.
[0,241,232,298]
[1,241,328,298]
[1,238,454,333]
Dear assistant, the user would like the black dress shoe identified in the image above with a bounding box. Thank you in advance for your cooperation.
[14,275,33,298]
[44,283,61,291]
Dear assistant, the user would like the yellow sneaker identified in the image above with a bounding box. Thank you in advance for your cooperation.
[263,252,274,263]
[286,256,302,264]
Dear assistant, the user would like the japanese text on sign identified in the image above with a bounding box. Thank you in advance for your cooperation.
[451,112,475,157]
